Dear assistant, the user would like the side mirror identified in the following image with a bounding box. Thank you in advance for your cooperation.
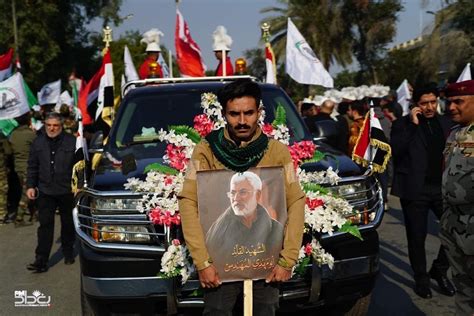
[89,131,104,154]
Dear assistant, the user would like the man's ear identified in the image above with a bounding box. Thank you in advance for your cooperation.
[255,190,262,201]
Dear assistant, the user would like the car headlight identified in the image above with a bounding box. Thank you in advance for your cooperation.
[95,225,151,243]
[92,198,141,214]
[329,182,366,200]
[327,180,379,226]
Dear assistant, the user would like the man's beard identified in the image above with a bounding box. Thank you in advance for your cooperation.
[232,197,258,217]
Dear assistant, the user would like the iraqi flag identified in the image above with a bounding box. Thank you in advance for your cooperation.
[78,50,112,125]
[352,105,391,173]
[0,48,13,82]
[175,8,206,77]
[265,42,277,84]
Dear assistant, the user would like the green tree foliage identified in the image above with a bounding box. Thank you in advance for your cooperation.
[418,3,473,85]
[244,48,266,81]
[0,0,123,91]
[261,0,353,71]
[334,70,357,88]
[375,47,425,88]
[341,0,402,85]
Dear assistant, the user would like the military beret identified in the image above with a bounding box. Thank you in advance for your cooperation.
[444,80,474,97]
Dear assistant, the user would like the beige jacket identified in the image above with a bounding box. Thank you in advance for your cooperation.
[178,128,306,270]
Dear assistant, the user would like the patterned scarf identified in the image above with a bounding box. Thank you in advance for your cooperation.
[206,128,269,172]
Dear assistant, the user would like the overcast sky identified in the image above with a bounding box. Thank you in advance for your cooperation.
[91,0,444,75]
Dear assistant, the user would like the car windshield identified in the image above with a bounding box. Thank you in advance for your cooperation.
[110,85,310,150]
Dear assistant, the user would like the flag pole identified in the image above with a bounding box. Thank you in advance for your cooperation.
[169,49,173,78]
[368,100,374,173]
[222,49,226,77]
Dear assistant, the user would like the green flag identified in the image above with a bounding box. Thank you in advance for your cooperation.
[23,78,38,108]
[0,119,18,136]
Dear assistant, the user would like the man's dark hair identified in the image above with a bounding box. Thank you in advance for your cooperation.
[349,100,367,116]
[301,102,315,112]
[412,85,439,103]
[217,79,261,111]
[338,101,351,115]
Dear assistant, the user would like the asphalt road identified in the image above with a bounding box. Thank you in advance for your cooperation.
[0,195,455,315]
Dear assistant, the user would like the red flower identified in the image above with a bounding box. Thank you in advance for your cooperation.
[172,239,181,246]
[164,175,174,186]
[149,208,181,227]
[193,114,214,137]
[304,243,313,256]
[261,123,274,136]
[166,144,189,171]
[287,141,317,169]
[306,197,325,210]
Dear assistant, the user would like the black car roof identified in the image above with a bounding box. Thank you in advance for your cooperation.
[123,81,279,99]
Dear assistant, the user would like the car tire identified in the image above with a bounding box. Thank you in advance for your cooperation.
[344,293,372,316]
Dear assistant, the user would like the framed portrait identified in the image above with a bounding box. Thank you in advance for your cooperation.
[197,167,287,282]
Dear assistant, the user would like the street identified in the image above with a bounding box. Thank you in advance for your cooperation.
[0,195,455,315]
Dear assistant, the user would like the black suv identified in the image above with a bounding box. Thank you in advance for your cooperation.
[74,76,383,315]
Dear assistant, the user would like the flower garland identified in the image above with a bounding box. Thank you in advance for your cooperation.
[160,239,195,284]
[125,92,362,283]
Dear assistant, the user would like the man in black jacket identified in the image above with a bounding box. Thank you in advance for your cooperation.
[26,112,77,273]
[391,86,455,299]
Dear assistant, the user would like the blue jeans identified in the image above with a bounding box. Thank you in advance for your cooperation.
[203,280,279,316]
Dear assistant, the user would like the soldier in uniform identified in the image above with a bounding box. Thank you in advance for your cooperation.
[9,112,36,226]
[441,79,474,315]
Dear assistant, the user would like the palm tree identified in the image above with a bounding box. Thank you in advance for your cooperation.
[260,0,353,71]
[341,0,402,84]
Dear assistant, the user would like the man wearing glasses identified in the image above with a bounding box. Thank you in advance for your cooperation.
[205,171,284,278]
[440,80,474,315]
[391,86,455,299]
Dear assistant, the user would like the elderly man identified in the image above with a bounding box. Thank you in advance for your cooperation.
[205,171,284,278]
[26,112,76,273]
[441,80,474,315]
[178,79,305,315]
[391,86,455,299]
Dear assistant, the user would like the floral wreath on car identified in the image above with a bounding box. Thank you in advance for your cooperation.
[124,92,362,284]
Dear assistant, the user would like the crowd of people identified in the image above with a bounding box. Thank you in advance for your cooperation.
[0,24,472,314]
[0,102,80,273]
[295,81,473,314]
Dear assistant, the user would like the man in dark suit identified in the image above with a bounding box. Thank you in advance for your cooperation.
[391,86,455,299]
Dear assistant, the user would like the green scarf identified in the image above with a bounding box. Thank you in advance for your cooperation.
[206,129,269,172]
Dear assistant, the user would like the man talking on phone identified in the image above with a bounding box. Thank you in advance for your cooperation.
[391,85,455,299]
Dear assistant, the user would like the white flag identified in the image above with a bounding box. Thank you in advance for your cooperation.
[158,53,170,78]
[124,45,139,82]
[456,63,471,82]
[396,79,411,116]
[60,90,73,106]
[0,72,30,119]
[38,79,61,105]
[286,18,333,88]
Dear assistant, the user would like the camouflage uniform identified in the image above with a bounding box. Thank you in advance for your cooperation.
[0,135,9,222]
[440,124,474,316]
